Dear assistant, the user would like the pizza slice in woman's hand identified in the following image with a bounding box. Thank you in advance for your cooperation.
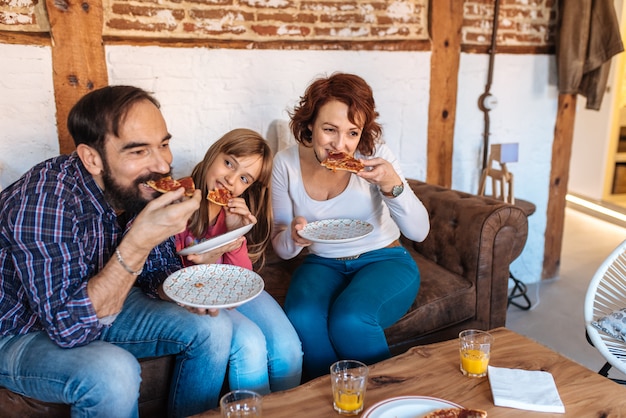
[320,150,365,173]
[146,176,195,197]
[207,188,233,206]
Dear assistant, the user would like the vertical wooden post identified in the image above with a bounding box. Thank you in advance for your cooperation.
[427,0,464,187]
[543,93,577,279]
[45,0,108,154]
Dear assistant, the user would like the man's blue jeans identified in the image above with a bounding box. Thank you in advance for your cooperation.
[0,288,232,418]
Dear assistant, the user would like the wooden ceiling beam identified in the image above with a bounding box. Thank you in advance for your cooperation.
[426,0,464,187]
[45,0,108,154]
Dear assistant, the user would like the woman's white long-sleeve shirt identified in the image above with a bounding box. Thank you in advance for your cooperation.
[271,143,430,260]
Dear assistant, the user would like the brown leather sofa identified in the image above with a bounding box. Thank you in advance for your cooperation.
[0,179,528,417]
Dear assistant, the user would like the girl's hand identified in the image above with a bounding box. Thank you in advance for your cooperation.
[291,216,312,247]
[184,237,245,265]
[224,197,257,231]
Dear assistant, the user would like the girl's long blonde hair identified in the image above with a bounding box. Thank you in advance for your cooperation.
[187,129,273,269]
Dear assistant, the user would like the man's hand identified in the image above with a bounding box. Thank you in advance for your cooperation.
[126,188,201,252]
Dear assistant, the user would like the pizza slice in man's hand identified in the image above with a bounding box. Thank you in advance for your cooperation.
[146,176,195,197]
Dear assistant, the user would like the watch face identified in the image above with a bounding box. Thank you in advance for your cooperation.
[392,184,404,197]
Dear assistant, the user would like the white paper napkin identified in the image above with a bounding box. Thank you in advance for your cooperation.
[487,365,565,413]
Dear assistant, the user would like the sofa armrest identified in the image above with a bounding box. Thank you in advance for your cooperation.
[406,179,528,329]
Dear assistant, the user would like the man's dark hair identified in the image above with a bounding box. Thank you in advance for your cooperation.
[67,85,160,155]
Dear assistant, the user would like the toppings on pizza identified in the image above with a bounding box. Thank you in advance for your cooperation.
[207,188,233,206]
[146,176,195,197]
[422,408,487,418]
[320,150,365,173]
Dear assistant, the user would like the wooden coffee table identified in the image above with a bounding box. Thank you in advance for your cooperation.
[192,327,626,417]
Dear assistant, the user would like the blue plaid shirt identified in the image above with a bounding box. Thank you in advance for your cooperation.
[0,153,182,348]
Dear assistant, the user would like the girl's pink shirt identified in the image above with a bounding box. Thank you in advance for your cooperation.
[175,208,252,270]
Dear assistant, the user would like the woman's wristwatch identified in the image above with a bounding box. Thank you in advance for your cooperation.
[381,183,404,198]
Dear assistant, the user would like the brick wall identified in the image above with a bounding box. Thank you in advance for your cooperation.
[0,0,556,49]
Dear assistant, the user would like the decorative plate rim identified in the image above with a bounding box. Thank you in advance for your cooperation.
[162,264,264,309]
[361,395,463,418]
[297,218,374,244]
[177,223,255,256]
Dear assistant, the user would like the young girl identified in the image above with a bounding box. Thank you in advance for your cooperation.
[175,128,302,394]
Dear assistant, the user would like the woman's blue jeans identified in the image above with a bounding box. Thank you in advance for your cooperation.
[284,246,419,379]
[0,287,232,418]
[226,290,302,395]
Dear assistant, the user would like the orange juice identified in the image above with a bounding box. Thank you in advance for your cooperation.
[460,348,489,376]
[334,391,363,412]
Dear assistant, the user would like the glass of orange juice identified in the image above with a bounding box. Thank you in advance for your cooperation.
[459,329,493,377]
[330,360,368,415]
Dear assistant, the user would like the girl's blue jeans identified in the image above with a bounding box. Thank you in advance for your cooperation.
[226,290,303,395]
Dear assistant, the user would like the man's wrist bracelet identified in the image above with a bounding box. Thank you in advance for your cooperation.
[115,248,144,276]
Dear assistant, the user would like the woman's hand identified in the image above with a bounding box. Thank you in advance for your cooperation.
[357,157,402,193]
[291,216,312,247]
[184,236,245,265]
[224,197,257,231]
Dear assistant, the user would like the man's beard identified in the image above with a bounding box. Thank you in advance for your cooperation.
[101,159,170,215]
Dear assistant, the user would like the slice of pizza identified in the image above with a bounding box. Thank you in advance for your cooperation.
[207,188,233,206]
[422,408,487,418]
[177,176,196,197]
[320,150,364,173]
[146,176,195,197]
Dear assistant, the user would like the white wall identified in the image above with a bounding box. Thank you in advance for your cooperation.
[0,43,559,283]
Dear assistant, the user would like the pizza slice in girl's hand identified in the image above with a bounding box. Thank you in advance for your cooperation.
[207,188,233,206]
[320,150,364,173]
[146,176,195,197]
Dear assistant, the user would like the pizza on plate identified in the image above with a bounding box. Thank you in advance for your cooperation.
[207,188,233,206]
[146,176,195,197]
[422,408,487,418]
[320,150,364,173]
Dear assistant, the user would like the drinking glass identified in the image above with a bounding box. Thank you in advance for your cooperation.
[459,329,493,377]
[220,390,262,417]
[330,360,368,415]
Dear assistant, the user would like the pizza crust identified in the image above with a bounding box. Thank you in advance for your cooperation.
[422,408,487,418]
[146,176,195,197]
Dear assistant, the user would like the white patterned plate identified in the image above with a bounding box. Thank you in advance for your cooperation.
[163,264,264,309]
[362,396,463,418]
[297,218,374,243]
[177,223,254,256]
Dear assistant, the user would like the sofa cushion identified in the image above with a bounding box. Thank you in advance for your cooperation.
[384,249,475,347]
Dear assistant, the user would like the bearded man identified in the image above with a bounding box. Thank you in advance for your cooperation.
[0,86,232,418]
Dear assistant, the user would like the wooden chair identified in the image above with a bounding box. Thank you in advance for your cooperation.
[478,145,515,204]
[584,238,626,383]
